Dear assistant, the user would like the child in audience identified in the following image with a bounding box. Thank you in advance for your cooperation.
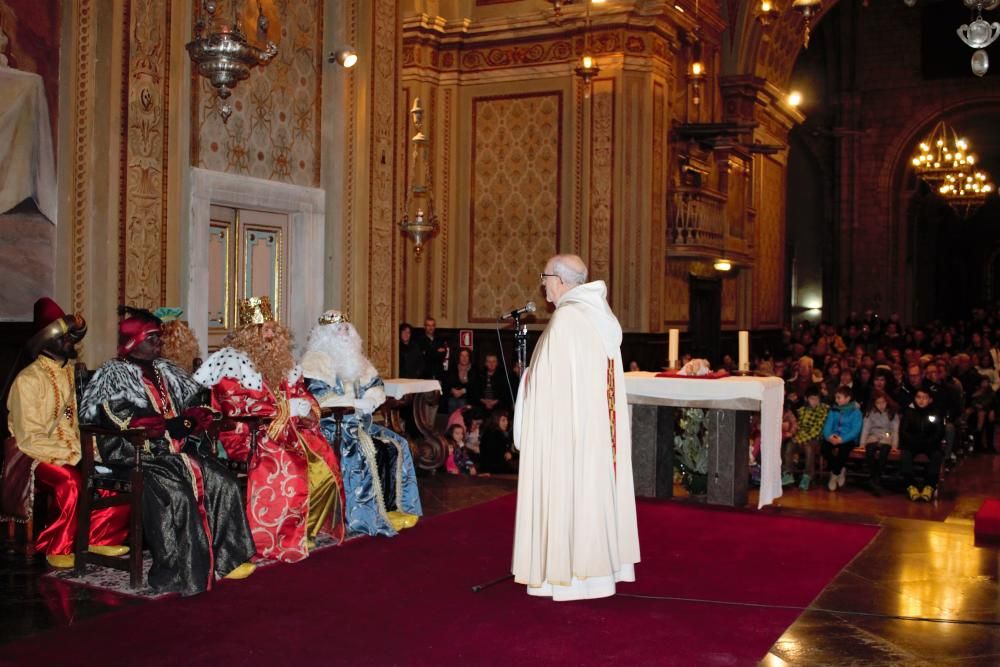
[822,385,863,491]
[860,390,899,496]
[780,398,799,486]
[445,423,477,476]
[789,386,829,490]
[899,388,945,501]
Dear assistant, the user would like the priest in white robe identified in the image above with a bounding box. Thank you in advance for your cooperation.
[512,254,640,601]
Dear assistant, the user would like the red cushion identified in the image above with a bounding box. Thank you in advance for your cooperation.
[974,499,1000,541]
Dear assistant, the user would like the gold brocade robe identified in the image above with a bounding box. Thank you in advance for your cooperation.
[6,355,80,466]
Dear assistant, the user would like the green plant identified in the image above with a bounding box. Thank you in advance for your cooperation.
[674,408,709,486]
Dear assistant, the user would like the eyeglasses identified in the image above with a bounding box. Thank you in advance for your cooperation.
[539,272,560,285]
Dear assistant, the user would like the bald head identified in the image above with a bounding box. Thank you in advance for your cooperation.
[547,254,587,286]
[542,254,588,304]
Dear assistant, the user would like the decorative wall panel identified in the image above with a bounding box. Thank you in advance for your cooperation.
[649,80,666,331]
[191,0,324,188]
[469,92,561,323]
[589,79,614,287]
[366,0,398,372]
[69,0,94,317]
[342,0,357,318]
[119,0,171,308]
[722,275,737,325]
[439,87,452,318]
[755,155,785,327]
[662,260,689,325]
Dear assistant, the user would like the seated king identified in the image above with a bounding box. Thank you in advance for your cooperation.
[194,297,346,562]
[5,297,130,568]
[80,306,256,594]
[301,310,422,537]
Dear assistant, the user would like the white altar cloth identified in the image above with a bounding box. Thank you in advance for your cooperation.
[382,378,442,400]
[624,372,784,508]
[0,67,57,222]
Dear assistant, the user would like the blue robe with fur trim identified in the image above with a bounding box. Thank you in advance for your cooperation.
[306,376,422,537]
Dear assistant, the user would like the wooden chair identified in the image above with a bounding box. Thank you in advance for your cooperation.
[210,416,266,472]
[320,406,354,452]
[1,436,49,558]
[74,426,147,589]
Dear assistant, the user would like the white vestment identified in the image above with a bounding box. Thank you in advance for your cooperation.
[511,280,640,601]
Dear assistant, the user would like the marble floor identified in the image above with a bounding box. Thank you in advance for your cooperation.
[1,459,998,664]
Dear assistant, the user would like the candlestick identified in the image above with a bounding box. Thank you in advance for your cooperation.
[668,329,679,369]
[738,330,749,372]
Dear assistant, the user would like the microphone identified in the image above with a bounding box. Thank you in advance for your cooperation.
[500,301,536,320]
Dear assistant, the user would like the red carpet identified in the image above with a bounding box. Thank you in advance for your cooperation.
[0,496,877,666]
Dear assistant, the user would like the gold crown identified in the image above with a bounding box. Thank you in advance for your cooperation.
[237,296,275,327]
[318,309,350,325]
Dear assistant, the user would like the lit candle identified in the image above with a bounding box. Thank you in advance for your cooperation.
[668,329,679,369]
[738,330,749,372]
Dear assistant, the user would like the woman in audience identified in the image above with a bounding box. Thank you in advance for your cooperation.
[398,322,425,379]
[444,347,477,414]
[479,410,517,474]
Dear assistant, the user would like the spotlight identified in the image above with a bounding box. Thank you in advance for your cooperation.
[787,90,802,107]
[328,47,358,68]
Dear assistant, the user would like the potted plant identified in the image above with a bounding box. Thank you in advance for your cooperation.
[674,408,709,496]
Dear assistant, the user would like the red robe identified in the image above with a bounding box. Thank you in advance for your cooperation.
[211,376,345,562]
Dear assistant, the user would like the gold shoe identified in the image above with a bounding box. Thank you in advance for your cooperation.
[387,510,420,530]
[224,562,256,580]
[89,544,130,557]
[306,539,317,550]
[46,554,75,569]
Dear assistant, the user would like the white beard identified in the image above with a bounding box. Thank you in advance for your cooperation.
[303,321,371,383]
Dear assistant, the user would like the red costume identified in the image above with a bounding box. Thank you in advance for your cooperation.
[208,368,346,562]
[4,298,129,561]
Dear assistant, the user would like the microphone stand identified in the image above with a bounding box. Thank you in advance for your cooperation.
[512,312,528,374]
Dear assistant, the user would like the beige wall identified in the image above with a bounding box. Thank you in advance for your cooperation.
[45,0,799,369]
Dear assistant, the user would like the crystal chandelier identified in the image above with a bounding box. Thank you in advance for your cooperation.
[399,98,438,260]
[186,0,278,122]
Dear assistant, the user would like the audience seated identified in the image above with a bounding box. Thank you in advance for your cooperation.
[754,307,1000,499]
[821,386,863,492]
[788,386,828,491]
[860,390,899,496]
[444,347,477,414]
[899,388,945,502]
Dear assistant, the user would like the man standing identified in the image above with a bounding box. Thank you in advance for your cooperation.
[5,298,130,568]
[418,317,449,381]
[81,307,256,594]
[512,254,640,601]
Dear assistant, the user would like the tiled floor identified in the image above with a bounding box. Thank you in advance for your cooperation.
[1,458,998,664]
